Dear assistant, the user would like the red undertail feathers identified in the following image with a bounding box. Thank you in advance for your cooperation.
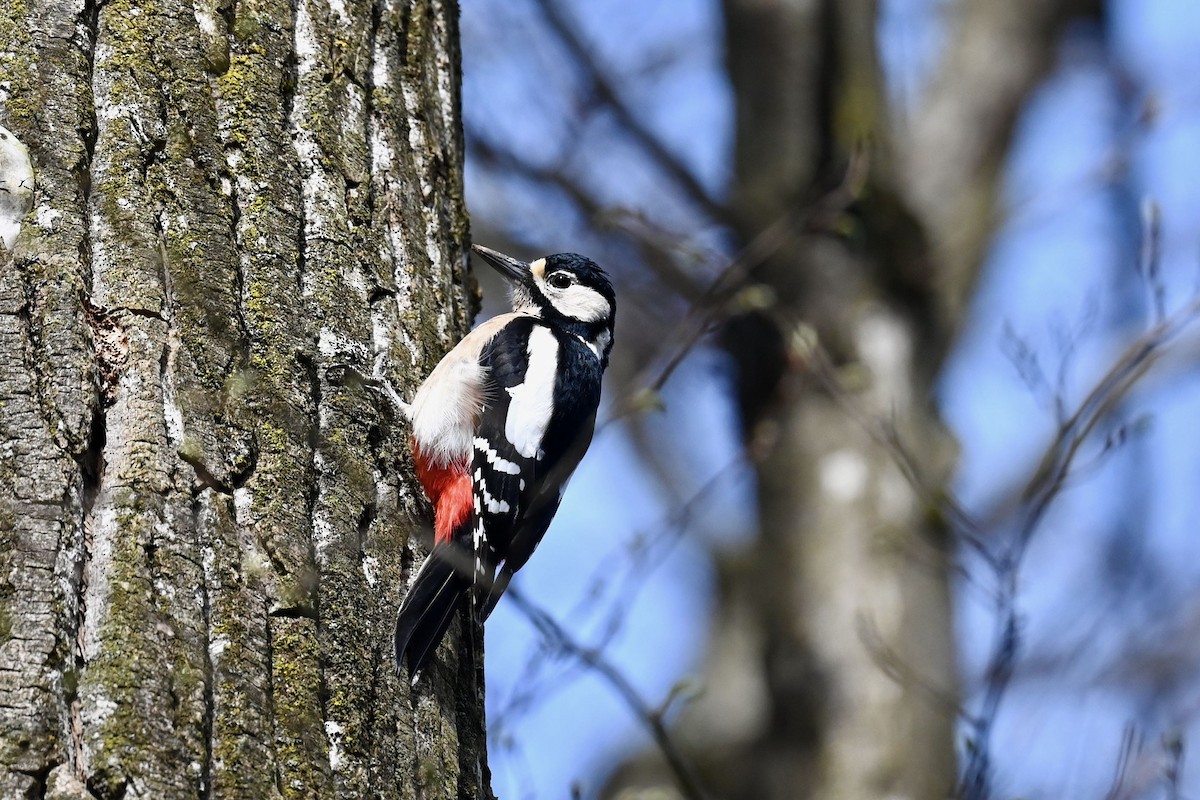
[412,440,472,544]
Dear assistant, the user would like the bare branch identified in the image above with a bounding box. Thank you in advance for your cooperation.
[1012,295,1200,548]
[491,459,748,738]
[504,587,716,800]
[954,291,1200,796]
[529,0,732,226]
[469,135,710,304]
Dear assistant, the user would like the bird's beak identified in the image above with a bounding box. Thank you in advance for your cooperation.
[472,244,532,286]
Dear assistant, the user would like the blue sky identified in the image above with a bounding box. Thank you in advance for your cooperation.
[462,0,1200,797]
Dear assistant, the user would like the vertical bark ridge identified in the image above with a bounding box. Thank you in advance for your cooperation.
[212,0,328,794]
[0,0,102,796]
[288,1,381,793]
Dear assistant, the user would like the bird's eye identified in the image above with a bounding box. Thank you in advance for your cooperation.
[547,272,572,289]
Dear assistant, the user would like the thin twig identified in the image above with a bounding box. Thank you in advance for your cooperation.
[530,0,731,226]
[1139,197,1165,325]
[468,134,710,303]
[505,587,716,800]
[493,459,747,736]
[958,294,1200,796]
[605,150,872,425]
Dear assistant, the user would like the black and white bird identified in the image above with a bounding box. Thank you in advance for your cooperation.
[393,244,615,682]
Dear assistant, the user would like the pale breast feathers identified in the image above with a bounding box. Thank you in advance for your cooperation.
[409,313,530,465]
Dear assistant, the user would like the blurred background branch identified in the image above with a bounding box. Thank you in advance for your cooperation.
[460,0,1200,797]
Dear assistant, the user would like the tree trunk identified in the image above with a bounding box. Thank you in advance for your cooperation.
[0,1,489,798]
[708,3,959,798]
[672,0,1089,797]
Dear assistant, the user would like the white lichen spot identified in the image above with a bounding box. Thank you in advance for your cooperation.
[361,555,380,587]
[95,99,137,124]
[311,453,338,564]
[90,697,119,726]
[35,206,62,230]
[820,449,869,503]
[313,515,335,563]
[201,545,217,584]
[318,328,368,361]
[372,51,391,90]
[370,129,393,177]
[325,720,345,772]
[435,307,451,342]
[193,4,218,36]
[0,125,34,251]
[345,82,365,123]
[209,633,230,661]
[80,505,119,660]
[344,263,368,296]
[162,379,185,448]
[371,305,394,358]
[293,2,319,63]
[233,487,254,526]
[328,0,350,25]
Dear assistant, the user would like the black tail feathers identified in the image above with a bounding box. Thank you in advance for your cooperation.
[394,551,469,683]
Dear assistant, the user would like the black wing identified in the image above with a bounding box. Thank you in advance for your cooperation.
[468,318,538,599]
[472,320,604,617]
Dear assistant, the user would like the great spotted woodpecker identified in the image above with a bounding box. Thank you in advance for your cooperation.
[393,244,615,682]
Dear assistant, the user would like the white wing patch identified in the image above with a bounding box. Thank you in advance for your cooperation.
[473,518,486,584]
[505,326,559,460]
[480,484,510,514]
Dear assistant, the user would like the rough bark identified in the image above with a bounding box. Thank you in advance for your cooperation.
[0,1,490,798]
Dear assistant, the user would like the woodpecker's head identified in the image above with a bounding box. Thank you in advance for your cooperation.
[473,244,616,366]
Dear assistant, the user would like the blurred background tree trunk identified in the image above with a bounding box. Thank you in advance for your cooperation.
[659,0,1099,797]
[0,1,491,798]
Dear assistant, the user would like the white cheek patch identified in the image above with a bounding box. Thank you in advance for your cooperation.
[504,326,559,460]
[549,285,610,323]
